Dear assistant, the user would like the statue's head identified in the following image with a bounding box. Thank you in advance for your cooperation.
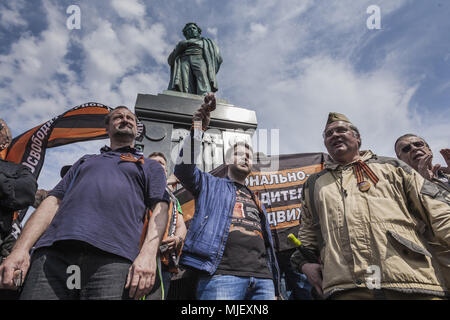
[183,22,202,39]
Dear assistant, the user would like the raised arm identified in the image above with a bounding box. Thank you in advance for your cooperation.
[174,93,215,196]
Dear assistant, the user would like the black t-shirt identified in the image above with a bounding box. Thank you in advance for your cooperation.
[216,183,272,279]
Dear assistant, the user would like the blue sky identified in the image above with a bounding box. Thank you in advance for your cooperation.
[0,0,449,192]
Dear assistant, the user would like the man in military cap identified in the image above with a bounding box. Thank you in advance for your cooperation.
[291,112,450,299]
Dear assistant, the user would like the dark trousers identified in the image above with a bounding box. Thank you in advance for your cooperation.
[145,262,172,300]
[20,240,132,300]
[277,249,313,300]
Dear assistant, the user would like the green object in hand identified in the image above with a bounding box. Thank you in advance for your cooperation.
[287,233,302,247]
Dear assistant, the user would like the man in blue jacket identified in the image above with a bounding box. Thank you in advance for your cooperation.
[174,94,280,300]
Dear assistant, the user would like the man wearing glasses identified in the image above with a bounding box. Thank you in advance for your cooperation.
[291,112,450,300]
[395,134,449,190]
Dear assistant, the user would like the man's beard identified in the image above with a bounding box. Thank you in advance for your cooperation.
[112,129,135,142]
[229,164,251,180]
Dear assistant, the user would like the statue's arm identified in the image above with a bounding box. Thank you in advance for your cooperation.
[168,40,187,66]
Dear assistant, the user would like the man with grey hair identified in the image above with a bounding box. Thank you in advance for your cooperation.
[394,133,450,289]
[291,112,450,299]
[395,133,449,190]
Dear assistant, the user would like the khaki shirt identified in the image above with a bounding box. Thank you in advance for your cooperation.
[298,150,450,297]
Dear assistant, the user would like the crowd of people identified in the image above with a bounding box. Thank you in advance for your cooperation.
[0,94,448,300]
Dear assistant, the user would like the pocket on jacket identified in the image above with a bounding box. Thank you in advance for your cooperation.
[387,230,432,260]
[187,216,213,257]
[381,229,441,286]
[192,215,209,241]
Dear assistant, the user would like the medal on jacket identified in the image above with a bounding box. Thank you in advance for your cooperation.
[358,180,370,192]
[353,160,379,192]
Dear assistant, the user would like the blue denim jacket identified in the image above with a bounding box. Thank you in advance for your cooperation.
[174,135,281,296]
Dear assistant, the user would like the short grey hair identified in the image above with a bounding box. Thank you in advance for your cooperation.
[394,134,429,157]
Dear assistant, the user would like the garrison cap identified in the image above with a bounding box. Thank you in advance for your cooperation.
[325,112,352,128]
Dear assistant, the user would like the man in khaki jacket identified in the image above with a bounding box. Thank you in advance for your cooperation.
[291,112,450,299]
[394,133,450,290]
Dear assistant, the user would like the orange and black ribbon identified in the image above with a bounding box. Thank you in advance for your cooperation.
[352,160,379,185]
[120,153,144,164]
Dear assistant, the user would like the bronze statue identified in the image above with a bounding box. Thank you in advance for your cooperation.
[168,22,222,96]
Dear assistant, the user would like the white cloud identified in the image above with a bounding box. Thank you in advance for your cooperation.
[119,73,166,106]
[218,0,437,163]
[111,0,146,19]
[0,1,27,29]
[207,27,218,37]
[0,0,70,131]
[237,55,417,159]
[0,0,173,190]
[248,23,267,41]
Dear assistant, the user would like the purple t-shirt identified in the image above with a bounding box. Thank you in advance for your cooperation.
[35,146,168,262]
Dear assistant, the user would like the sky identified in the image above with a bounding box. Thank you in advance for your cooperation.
[0,0,449,193]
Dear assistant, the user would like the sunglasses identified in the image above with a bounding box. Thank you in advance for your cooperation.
[400,141,425,153]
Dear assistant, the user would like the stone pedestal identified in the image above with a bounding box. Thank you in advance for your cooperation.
[134,90,257,174]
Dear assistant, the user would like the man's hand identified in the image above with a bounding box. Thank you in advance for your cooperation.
[125,252,156,300]
[417,153,439,180]
[301,263,323,297]
[193,93,215,131]
[440,149,450,173]
[126,201,168,300]
[0,249,30,290]
[161,235,182,252]
[166,173,179,191]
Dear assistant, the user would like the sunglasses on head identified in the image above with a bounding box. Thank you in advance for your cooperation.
[401,140,425,153]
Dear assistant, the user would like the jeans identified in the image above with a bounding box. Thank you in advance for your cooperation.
[20,240,132,300]
[196,274,275,300]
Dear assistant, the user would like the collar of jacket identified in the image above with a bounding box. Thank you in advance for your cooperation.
[225,175,265,211]
[324,150,375,171]
[100,145,143,156]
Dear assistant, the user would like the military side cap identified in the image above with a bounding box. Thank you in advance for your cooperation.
[326,112,351,127]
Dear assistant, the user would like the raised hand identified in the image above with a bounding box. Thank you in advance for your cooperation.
[440,149,450,173]
[193,93,216,131]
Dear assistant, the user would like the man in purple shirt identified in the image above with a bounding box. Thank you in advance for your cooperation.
[0,106,169,300]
